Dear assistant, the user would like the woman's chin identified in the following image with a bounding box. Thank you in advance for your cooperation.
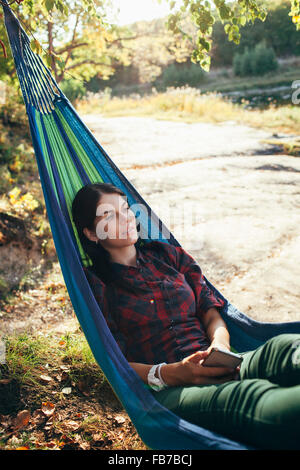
[127,231,138,243]
[118,231,138,244]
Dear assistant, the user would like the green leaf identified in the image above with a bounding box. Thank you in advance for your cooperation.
[259,11,267,21]
[201,60,210,72]
[240,15,247,26]
[55,0,65,14]
[219,5,230,20]
[198,37,210,51]
[31,39,42,55]
[224,23,231,34]
[44,53,52,68]
[45,0,54,12]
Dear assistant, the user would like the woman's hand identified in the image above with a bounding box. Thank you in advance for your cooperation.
[204,342,241,381]
[161,350,240,387]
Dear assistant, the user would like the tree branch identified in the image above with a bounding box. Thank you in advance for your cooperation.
[47,21,58,82]
[109,32,170,45]
[65,59,116,71]
[62,13,80,70]
[56,42,89,55]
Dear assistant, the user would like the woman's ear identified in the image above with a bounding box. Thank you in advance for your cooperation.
[83,227,97,243]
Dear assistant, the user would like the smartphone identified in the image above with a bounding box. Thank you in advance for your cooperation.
[201,347,243,368]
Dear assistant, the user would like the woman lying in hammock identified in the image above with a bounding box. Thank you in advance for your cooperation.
[72,182,300,450]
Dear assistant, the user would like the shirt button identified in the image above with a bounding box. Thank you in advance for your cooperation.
[169,326,173,330]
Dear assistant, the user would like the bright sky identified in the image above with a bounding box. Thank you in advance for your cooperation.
[107,0,176,25]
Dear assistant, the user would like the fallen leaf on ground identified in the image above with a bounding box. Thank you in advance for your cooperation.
[79,442,90,450]
[13,410,31,430]
[0,414,11,428]
[41,402,55,417]
[31,409,48,426]
[58,420,81,433]
[39,374,52,384]
[114,415,126,425]
[46,441,57,448]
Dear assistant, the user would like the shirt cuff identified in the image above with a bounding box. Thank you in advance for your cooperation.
[200,297,225,315]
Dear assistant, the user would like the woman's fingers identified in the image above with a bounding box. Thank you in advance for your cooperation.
[180,353,240,386]
[186,350,209,364]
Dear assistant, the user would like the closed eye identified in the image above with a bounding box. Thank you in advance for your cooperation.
[106,206,130,219]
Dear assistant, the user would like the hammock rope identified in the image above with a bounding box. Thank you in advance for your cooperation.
[2,0,300,450]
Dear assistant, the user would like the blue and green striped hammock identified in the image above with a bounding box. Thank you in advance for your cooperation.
[2,0,300,450]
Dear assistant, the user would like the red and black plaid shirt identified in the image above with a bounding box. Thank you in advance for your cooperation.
[83,241,226,365]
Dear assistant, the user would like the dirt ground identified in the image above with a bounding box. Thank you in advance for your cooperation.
[1,115,300,334]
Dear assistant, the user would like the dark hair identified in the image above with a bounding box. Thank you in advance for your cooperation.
[71,182,142,285]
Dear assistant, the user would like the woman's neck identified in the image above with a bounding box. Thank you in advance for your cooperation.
[108,244,138,267]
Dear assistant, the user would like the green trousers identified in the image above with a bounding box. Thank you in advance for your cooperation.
[150,333,300,449]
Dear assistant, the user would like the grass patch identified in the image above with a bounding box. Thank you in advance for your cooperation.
[0,331,148,450]
[76,87,300,136]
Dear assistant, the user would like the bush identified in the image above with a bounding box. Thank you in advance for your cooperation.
[159,62,205,88]
[252,41,278,75]
[233,41,278,77]
[232,52,243,76]
[60,78,87,104]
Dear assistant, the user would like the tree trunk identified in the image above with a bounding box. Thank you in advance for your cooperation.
[47,21,59,83]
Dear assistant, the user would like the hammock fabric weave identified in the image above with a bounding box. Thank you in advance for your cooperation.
[2,0,300,450]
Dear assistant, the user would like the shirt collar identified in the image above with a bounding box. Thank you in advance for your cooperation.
[109,243,146,274]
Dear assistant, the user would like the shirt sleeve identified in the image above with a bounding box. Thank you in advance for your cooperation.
[83,267,128,357]
[158,243,226,317]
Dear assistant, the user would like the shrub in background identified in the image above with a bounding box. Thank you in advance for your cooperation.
[233,41,278,77]
[158,62,206,89]
[60,78,87,104]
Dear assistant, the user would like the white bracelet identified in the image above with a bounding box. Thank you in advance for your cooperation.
[157,362,167,386]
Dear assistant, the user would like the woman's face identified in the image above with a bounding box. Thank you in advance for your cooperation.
[84,193,138,249]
